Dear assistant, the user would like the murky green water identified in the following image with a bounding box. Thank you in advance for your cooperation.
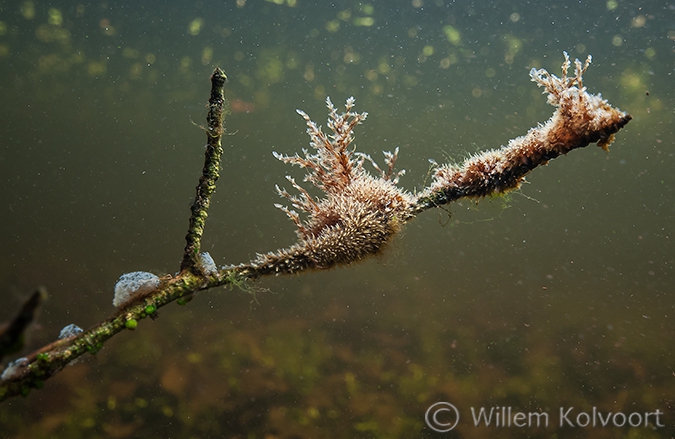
[1,1,673,438]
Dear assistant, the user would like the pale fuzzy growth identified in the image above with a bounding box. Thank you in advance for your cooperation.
[418,52,631,210]
[1,357,28,381]
[58,324,83,339]
[252,97,414,275]
[197,252,218,276]
[113,271,160,308]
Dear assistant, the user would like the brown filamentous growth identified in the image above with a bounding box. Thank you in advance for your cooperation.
[414,52,632,212]
[250,97,414,275]
[246,53,631,277]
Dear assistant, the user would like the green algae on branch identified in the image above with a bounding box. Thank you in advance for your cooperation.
[0,268,243,402]
[180,67,228,275]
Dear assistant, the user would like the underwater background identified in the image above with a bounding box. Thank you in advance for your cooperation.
[0,0,673,438]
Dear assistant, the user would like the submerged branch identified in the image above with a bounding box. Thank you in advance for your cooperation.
[0,53,631,402]
[0,289,46,363]
[180,68,228,274]
[0,268,247,401]
[0,67,231,402]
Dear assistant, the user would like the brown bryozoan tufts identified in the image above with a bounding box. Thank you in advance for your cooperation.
[243,53,631,277]
[251,97,414,275]
[414,52,632,212]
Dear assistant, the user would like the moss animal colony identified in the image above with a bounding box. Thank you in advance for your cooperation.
[246,53,631,276]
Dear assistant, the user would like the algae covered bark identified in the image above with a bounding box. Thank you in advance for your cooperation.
[180,68,228,275]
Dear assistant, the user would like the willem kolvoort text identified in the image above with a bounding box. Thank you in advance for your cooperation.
[470,406,665,428]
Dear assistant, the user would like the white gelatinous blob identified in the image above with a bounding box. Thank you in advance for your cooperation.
[1,357,29,380]
[198,252,218,276]
[113,271,160,308]
[58,324,83,339]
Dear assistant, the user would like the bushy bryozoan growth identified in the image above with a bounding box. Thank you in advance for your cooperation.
[416,52,631,209]
[250,97,414,275]
[246,53,631,277]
